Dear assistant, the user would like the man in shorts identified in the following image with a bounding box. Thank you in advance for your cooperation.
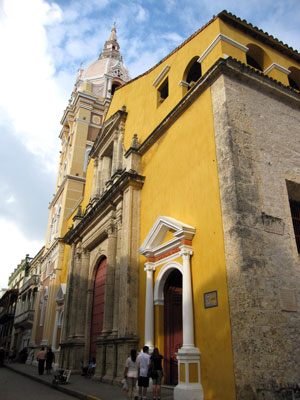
[137,346,150,400]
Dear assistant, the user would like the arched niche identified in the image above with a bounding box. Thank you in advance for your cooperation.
[246,44,271,72]
[182,57,202,95]
[288,67,300,91]
[111,82,121,95]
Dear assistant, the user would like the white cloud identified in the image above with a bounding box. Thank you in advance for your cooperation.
[0,0,67,172]
[136,4,148,22]
[0,217,44,289]
[6,195,16,204]
[162,32,184,44]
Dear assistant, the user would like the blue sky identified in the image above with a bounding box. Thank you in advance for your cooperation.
[0,0,300,289]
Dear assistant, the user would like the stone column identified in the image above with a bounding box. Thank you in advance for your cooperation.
[52,308,60,350]
[91,157,99,200]
[97,157,102,196]
[102,220,117,336]
[117,131,124,171]
[75,249,90,337]
[94,157,101,198]
[144,263,155,351]
[111,210,122,337]
[61,243,75,341]
[111,136,118,176]
[102,156,112,188]
[70,242,82,338]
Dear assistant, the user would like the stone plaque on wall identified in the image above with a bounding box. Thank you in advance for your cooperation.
[280,289,297,312]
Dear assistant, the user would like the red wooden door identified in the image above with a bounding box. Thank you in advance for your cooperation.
[90,258,106,360]
[164,269,183,385]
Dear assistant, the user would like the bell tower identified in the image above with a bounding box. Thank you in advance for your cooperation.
[32,25,130,364]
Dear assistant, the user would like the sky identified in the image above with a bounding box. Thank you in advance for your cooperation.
[0,0,300,289]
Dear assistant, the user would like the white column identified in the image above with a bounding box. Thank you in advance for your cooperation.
[144,263,155,350]
[174,245,203,400]
[181,246,195,348]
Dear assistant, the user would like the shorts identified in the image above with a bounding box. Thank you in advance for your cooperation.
[152,370,163,385]
[138,376,149,387]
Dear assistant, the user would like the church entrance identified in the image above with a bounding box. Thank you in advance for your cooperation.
[90,258,106,360]
[164,269,183,385]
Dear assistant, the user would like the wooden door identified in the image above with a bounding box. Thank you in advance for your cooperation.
[90,258,106,360]
[164,269,183,385]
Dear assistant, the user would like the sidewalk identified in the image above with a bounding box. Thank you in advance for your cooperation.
[4,362,174,400]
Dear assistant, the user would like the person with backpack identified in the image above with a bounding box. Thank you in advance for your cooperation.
[148,348,163,400]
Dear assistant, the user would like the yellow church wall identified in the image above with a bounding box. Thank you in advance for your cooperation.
[106,17,221,149]
[137,87,235,398]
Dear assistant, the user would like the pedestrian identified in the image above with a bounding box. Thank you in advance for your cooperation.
[85,357,96,378]
[123,349,138,400]
[19,347,28,363]
[46,346,55,374]
[36,346,47,375]
[137,346,150,400]
[149,348,163,400]
[8,347,16,363]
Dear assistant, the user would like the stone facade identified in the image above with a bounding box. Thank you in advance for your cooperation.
[211,59,300,398]
[61,110,144,382]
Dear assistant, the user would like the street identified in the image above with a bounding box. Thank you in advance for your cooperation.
[0,368,77,400]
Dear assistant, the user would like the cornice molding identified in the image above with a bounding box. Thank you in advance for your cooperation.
[63,171,144,244]
[49,175,85,209]
[264,63,291,75]
[198,33,248,63]
[152,65,171,87]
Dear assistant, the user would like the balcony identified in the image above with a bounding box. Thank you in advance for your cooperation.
[14,310,35,329]
[0,309,15,323]
[19,275,40,295]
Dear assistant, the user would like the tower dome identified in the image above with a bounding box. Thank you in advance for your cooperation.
[76,23,130,98]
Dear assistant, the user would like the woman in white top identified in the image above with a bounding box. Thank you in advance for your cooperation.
[123,349,138,400]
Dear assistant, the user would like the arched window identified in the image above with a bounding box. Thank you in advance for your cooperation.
[288,67,300,91]
[185,57,202,88]
[111,82,121,95]
[181,57,202,95]
[246,44,269,72]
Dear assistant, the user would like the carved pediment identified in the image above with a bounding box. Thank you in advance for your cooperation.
[139,216,195,259]
[54,283,66,303]
[90,107,127,158]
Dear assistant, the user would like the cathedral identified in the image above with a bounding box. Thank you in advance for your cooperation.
[7,11,300,400]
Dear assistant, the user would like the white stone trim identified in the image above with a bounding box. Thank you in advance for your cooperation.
[153,261,183,305]
[54,283,66,303]
[139,216,195,258]
[198,33,249,63]
[264,63,291,75]
[152,66,170,87]
[179,80,190,88]
[76,118,90,125]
